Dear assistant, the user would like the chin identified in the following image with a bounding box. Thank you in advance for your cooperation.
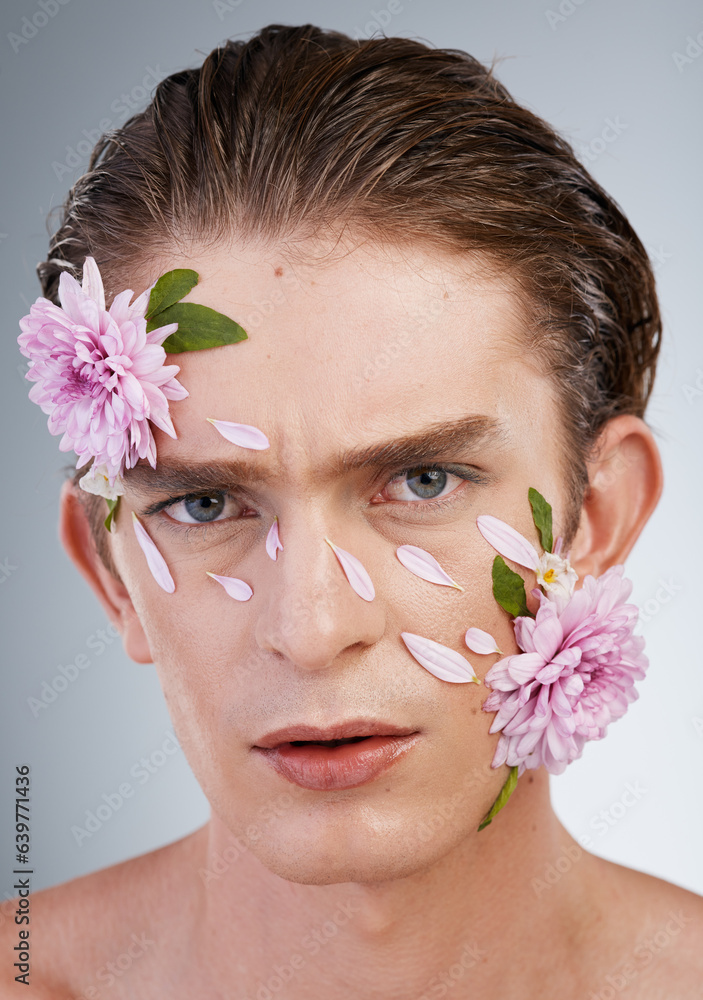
[243,806,464,886]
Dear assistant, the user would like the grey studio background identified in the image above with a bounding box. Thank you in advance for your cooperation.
[1,0,702,906]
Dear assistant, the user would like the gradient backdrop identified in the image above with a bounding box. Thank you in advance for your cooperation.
[1,0,701,907]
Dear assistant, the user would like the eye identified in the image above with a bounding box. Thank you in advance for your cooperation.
[163,492,242,524]
[382,465,478,505]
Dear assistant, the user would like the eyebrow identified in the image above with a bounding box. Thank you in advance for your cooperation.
[123,415,505,495]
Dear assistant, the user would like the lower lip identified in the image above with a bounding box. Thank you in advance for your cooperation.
[254,734,420,791]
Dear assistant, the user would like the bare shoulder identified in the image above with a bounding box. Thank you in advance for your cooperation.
[586,853,703,998]
[0,826,206,999]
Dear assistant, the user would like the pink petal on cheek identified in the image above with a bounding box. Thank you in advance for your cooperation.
[476,514,540,570]
[206,418,270,450]
[400,632,479,684]
[131,513,175,593]
[206,572,253,601]
[324,537,375,602]
[464,627,501,655]
[266,516,283,561]
[396,544,463,590]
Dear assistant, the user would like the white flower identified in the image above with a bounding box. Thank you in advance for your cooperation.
[536,551,577,602]
[476,513,579,605]
[79,463,126,501]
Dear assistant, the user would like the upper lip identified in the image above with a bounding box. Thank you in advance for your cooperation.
[254,719,420,749]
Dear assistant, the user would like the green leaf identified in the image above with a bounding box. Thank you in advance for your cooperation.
[145,269,199,319]
[477,765,519,831]
[104,497,120,532]
[492,555,532,618]
[147,303,248,353]
[528,486,553,553]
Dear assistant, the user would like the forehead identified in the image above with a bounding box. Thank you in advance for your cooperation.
[141,239,550,469]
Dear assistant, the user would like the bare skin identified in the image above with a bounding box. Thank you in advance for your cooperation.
[3,238,701,998]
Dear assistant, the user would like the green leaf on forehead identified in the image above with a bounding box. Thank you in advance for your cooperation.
[145,269,199,319]
[528,487,553,554]
[104,497,120,532]
[148,303,248,353]
[492,556,532,619]
[477,765,519,831]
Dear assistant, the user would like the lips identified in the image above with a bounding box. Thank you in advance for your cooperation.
[252,719,421,791]
[254,719,420,750]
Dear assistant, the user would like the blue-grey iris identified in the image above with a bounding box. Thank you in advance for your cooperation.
[406,468,447,499]
[184,494,227,522]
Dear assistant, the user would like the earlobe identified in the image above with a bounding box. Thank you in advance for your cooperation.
[568,415,663,580]
[58,481,154,664]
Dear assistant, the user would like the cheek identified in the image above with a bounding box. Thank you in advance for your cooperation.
[149,607,254,721]
[111,532,254,723]
[385,556,522,672]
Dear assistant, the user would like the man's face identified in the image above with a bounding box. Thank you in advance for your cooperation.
[109,238,568,884]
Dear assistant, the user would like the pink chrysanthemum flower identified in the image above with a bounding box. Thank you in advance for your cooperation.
[482,565,647,776]
[17,256,188,487]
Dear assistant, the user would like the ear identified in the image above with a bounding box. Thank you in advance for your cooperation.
[567,414,663,579]
[58,481,153,664]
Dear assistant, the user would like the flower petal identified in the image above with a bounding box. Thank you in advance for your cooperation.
[127,286,151,322]
[206,571,253,601]
[57,270,86,324]
[81,256,106,311]
[145,321,179,347]
[490,736,510,769]
[324,537,375,601]
[514,727,543,757]
[400,632,479,684]
[476,514,540,570]
[549,679,574,718]
[464,627,501,655]
[107,288,135,326]
[207,418,270,450]
[265,516,283,561]
[506,651,544,685]
[562,673,584,697]
[131,513,175,593]
[546,721,569,761]
[396,544,463,590]
[531,608,563,661]
[483,657,521,691]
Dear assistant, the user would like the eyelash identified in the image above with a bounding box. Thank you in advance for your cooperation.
[146,463,486,529]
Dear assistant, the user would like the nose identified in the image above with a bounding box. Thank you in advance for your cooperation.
[254,508,386,672]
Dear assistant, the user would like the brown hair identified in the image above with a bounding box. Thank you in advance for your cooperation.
[37,23,661,568]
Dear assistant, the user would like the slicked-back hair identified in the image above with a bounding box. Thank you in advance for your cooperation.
[37,23,661,569]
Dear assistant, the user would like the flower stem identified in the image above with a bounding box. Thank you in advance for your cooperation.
[477,765,519,831]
